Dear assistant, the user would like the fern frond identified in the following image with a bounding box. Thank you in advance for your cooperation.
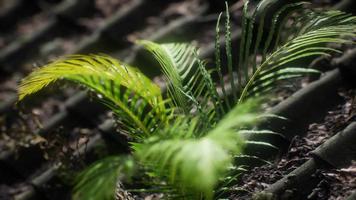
[138,41,194,111]
[136,134,236,199]
[73,156,134,200]
[139,41,222,124]
[238,130,285,138]
[238,7,356,103]
[215,1,355,104]
[134,99,260,199]
[215,1,308,105]
[213,3,355,197]
[238,0,249,89]
[18,55,170,138]
[215,12,231,111]
[224,2,237,102]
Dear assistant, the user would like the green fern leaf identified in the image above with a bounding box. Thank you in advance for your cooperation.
[134,99,260,199]
[238,7,356,103]
[73,156,134,200]
[138,41,222,125]
[18,54,169,138]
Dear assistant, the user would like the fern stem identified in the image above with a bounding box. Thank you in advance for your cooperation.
[225,2,237,102]
[195,54,223,120]
[215,12,231,111]
[273,12,293,52]
[252,1,272,72]
[243,5,256,83]
[238,47,279,104]
[262,3,305,62]
[238,1,249,90]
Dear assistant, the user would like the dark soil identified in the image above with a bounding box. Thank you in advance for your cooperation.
[230,88,356,200]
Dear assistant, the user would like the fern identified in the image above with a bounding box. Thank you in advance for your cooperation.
[17,1,356,199]
[225,3,356,104]
[18,54,170,139]
[133,99,259,198]
[73,156,134,200]
[239,12,355,101]
[138,41,222,125]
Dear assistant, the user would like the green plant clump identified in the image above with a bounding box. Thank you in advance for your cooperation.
[18,0,356,199]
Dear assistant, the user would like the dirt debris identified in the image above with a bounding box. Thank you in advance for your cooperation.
[230,88,356,200]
